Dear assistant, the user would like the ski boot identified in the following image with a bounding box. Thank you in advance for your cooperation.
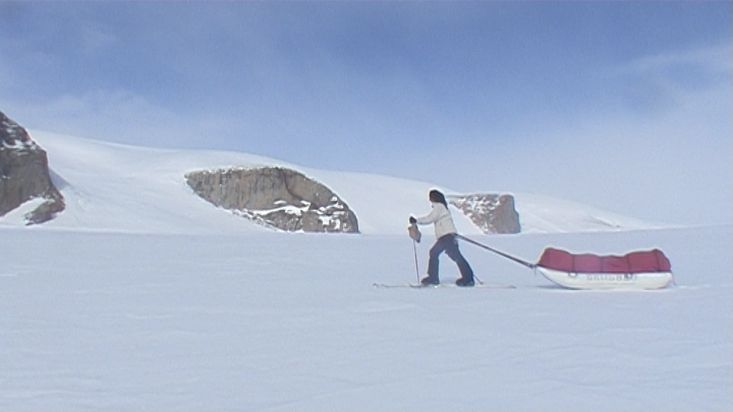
[455,277,475,287]
[420,276,439,286]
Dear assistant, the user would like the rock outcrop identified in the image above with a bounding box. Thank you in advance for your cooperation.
[0,111,65,224]
[449,193,521,234]
[186,167,359,233]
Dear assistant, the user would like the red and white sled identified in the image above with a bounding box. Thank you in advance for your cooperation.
[535,248,674,290]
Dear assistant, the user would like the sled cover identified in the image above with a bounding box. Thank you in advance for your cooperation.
[537,248,671,273]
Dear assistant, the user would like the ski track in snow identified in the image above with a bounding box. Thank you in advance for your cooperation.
[0,225,730,411]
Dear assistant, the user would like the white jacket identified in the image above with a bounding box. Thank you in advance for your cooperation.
[415,202,457,239]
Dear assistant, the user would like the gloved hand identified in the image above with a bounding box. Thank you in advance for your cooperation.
[409,216,417,224]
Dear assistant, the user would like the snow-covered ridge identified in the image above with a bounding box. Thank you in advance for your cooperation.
[0,130,663,235]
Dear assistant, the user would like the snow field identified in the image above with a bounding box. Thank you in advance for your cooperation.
[0,225,729,411]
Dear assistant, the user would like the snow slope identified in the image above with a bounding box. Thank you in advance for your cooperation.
[0,130,660,234]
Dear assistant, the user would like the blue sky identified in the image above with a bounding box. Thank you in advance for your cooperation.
[0,1,730,225]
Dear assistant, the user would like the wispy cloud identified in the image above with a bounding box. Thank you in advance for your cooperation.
[608,43,732,109]
[1,3,729,225]
[10,89,194,147]
[446,43,732,225]
[621,43,731,76]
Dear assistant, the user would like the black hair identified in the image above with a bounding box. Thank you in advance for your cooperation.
[429,189,448,206]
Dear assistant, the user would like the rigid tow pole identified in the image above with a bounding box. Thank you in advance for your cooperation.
[455,234,536,270]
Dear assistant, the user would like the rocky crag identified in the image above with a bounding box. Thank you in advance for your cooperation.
[0,111,65,224]
[449,193,521,234]
[186,167,359,233]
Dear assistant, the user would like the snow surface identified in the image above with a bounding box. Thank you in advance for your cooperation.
[1,130,661,234]
[1,131,728,411]
[0,197,47,225]
[0,225,729,411]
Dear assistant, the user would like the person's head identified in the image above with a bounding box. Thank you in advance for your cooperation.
[429,189,447,206]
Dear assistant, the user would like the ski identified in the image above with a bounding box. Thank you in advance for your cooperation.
[373,282,516,289]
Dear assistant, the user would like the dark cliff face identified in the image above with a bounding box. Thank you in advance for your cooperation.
[186,166,359,233]
[0,111,65,224]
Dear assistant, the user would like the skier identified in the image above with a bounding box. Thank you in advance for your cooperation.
[410,189,475,287]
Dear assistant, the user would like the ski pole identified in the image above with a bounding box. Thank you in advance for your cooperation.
[412,238,420,284]
[408,222,422,283]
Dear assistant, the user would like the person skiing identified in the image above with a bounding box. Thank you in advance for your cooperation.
[410,189,475,287]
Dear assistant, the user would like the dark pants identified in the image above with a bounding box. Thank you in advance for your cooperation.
[427,234,474,281]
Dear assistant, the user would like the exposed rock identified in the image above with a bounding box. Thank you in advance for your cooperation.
[448,193,521,234]
[186,167,359,233]
[0,111,65,224]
